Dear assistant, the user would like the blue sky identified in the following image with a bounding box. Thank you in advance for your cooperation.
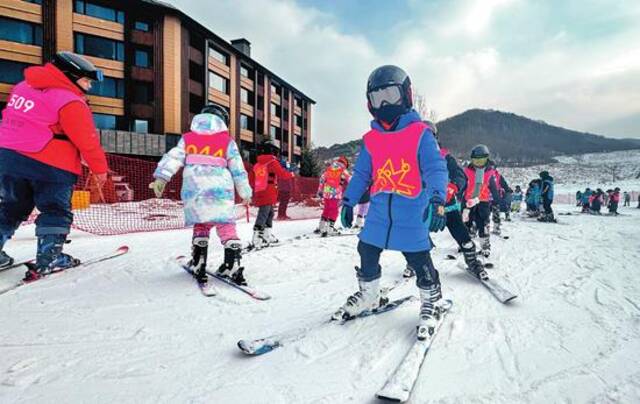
[170,0,640,146]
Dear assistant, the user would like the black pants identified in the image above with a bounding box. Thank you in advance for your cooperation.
[543,198,553,214]
[254,205,274,229]
[446,209,472,247]
[609,201,618,214]
[0,174,74,239]
[470,202,491,237]
[357,241,439,290]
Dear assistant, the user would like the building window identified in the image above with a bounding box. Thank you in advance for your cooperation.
[270,125,277,138]
[240,88,253,105]
[75,33,124,61]
[74,1,124,24]
[208,71,228,94]
[240,114,253,131]
[23,0,43,4]
[189,61,202,82]
[209,47,228,66]
[0,59,31,84]
[134,20,150,32]
[270,82,280,95]
[93,113,117,130]
[270,103,277,116]
[296,135,302,147]
[132,119,150,133]
[295,114,303,127]
[0,17,42,46]
[240,65,251,78]
[133,81,153,104]
[134,48,152,68]
[295,97,303,108]
[87,76,124,98]
[189,93,204,114]
[257,96,264,111]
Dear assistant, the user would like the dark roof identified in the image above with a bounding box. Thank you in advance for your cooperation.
[141,0,315,104]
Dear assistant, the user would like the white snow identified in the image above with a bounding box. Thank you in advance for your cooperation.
[1,206,640,403]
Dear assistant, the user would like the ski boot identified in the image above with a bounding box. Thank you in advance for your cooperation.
[251,227,269,249]
[264,227,279,244]
[188,237,209,284]
[24,234,80,281]
[322,220,340,237]
[315,219,326,235]
[0,234,14,270]
[505,212,512,222]
[461,241,488,280]
[480,236,491,258]
[417,283,444,340]
[403,264,415,278]
[491,221,501,236]
[332,278,387,321]
[216,240,246,286]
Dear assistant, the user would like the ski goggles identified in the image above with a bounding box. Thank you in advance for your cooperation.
[368,85,403,109]
[471,157,488,167]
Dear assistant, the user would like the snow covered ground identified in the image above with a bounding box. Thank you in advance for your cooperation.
[1,205,640,403]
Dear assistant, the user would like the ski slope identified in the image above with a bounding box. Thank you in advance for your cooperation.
[1,205,639,403]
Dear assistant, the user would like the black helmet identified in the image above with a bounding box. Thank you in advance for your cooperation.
[259,141,279,156]
[539,170,550,178]
[52,51,104,84]
[470,144,490,159]
[201,103,230,126]
[366,65,412,124]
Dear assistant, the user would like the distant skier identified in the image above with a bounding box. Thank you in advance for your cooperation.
[537,171,555,222]
[463,145,501,257]
[335,65,448,340]
[150,105,252,287]
[590,189,604,214]
[511,185,524,212]
[623,191,630,207]
[488,160,511,233]
[525,179,542,216]
[0,52,109,278]
[276,159,294,220]
[581,188,593,213]
[251,142,294,248]
[316,156,351,236]
[575,190,583,207]
[608,187,620,215]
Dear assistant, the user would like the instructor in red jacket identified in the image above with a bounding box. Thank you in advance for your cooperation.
[0,51,109,281]
[251,142,293,248]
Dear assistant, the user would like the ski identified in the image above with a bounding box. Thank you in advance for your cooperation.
[207,271,271,300]
[177,259,218,297]
[238,295,416,356]
[0,246,129,296]
[0,259,35,274]
[243,231,358,255]
[456,262,517,303]
[376,300,453,403]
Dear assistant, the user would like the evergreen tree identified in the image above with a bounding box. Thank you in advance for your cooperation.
[300,147,321,177]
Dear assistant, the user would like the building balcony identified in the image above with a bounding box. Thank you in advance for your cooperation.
[240,76,254,90]
[240,103,254,116]
[0,39,41,65]
[0,0,41,24]
[208,57,230,77]
[72,13,124,41]
[240,129,254,142]
[99,130,166,157]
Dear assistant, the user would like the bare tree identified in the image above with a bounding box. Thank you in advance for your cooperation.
[604,164,621,182]
[412,90,437,122]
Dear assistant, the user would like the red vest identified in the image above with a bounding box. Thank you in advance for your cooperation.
[363,121,425,199]
[464,166,496,201]
[183,131,230,167]
[0,81,84,152]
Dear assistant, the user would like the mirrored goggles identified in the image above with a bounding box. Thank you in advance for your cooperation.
[368,85,403,109]
[471,157,488,167]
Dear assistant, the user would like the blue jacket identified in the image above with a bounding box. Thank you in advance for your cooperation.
[526,184,541,205]
[343,111,448,252]
[581,190,592,204]
[541,176,554,201]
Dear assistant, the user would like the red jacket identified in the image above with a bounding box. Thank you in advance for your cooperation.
[17,63,108,175]
[252,154,293,206]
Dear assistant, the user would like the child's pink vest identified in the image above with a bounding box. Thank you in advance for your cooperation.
[363,121,425,199]
[0,81,84,152]
[183,131,231,167]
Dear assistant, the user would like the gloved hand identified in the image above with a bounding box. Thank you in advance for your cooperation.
[424,197,446,232]
[466,197,480,208]
[340,205,354,228]
[149,178,167,198]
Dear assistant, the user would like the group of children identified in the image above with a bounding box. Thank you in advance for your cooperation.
[576,187,629,215]
[522,171,556,222]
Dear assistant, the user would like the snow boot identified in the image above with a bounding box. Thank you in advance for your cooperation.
[480,236,491,258]
[251,227,269,249]
[24,234,80,281]
[417,283,444,340]
[461,241,488,280]
[323,220,340,237]
[403,264,415,278]
[188,237,209,284]
[505,212,511,222]
[315,219,326,235]
[217,240,246,286]
[332,278,387,321]
[0,234,14,270]
[264,227,279,244]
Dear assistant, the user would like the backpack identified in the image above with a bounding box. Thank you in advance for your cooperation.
[253,162,269,192]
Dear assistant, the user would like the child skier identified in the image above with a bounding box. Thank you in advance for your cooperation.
[525,179,542,217]
[149,105,252,288]
[581,188,593,213]
[0,52,109,278]
[463,145,501,257]
[538,171,555,222]
[590,189,604,214]
[608,187,620,215]
[316,156,351,236]
[335,65,448,340]
[251,142,294,248]
[487,160,511,234]
[511,185,524,213]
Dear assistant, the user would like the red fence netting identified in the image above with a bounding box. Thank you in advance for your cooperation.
[22,154,322,236]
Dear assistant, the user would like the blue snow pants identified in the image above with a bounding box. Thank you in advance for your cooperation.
[357,240,440,290]
[0,174,74,239]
